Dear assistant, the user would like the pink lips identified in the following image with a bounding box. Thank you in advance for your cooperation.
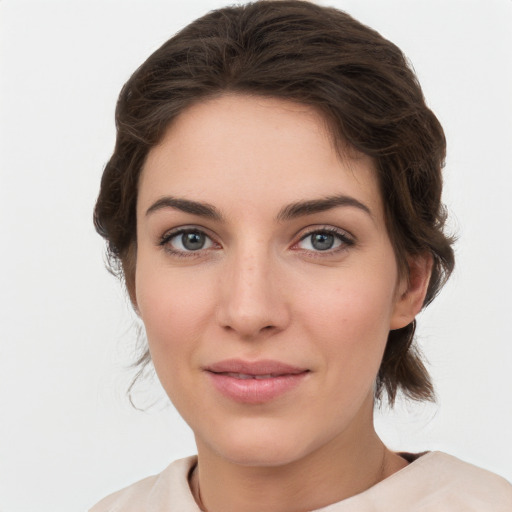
[204,359,309,404]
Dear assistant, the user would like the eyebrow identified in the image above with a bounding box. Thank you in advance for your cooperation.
[145,194,371,222]
[145,196,223,221]
[276,195,372,221]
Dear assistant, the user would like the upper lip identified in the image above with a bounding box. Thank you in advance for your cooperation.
[204,359,309,376]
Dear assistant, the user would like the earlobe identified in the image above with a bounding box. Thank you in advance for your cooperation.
[130,294,140,316]
[122,244,140,314]
[390,253,433,330]
[127,284,141,316]
[125,272,141,316]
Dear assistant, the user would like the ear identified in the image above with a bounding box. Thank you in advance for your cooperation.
[123,243,140,315]
[390,252,433,330]
[127,284,140,316]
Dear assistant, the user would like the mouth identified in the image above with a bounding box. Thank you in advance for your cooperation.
[204,359,310,404]
[216,372,298,380]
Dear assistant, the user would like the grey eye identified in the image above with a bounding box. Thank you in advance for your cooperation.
[181,232,206,251]
[166,230,214,252]
[310,232,335,251]
[297,230,347,252]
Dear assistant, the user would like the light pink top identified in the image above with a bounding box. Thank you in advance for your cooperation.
[89,452,512,511]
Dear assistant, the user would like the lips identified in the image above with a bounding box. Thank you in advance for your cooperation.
[204,359,309,404]
[221,372,287,380]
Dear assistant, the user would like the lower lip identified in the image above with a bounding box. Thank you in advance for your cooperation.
[206,372,308,404]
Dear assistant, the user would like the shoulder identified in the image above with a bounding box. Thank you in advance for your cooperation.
[442,452,512,508]
[88,456,199,512]
[373,451,512,512]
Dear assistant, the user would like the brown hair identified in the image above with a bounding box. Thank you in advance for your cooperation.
[94,0,455,404]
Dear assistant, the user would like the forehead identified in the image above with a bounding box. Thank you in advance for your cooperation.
[138,94,383,221]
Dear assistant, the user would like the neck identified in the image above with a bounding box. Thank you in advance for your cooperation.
[190,406,407,512]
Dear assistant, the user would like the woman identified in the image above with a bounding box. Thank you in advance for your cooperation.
[90,1,512,510]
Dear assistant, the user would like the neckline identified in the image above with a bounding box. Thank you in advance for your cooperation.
[184,451,434,511]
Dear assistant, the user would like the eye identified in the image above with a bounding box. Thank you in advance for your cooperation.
[160,228,216,254]
[296,228,353,252]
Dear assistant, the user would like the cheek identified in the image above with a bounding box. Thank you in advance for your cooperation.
[134,263,214,380]
[299,270,397,338]
[296,269,397,380]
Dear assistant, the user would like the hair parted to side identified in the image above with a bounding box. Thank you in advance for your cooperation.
[94,0,455,405]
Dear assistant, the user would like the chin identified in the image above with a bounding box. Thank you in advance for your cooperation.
[196,416,332,468]
[219,443,310,468]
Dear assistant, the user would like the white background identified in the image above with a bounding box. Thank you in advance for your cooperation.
[1,1,511,511]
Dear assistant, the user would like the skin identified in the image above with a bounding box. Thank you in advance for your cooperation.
[134,95,431,512]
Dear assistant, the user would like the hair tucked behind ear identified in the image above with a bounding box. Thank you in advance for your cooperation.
[377,321,434,404]
[94,0,455,405]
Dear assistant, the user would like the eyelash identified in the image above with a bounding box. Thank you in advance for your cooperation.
[294,226,355,255]
[159,227,219,258]
[158,226,355,258]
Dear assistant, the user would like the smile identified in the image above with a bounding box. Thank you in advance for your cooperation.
[221,373,287,380]
[204,359,309,404]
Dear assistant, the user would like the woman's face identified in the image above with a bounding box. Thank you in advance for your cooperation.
[135,95,420,467]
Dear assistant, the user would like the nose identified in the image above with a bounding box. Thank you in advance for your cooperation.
[216,246,290,340]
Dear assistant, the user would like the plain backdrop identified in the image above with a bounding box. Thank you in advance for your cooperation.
[1,1,511,511]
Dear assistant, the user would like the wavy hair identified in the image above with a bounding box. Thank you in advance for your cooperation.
[94,0,455,404]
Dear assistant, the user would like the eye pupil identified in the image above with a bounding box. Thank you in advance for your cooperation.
[311,232,334,251]
[182,232,205,250]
